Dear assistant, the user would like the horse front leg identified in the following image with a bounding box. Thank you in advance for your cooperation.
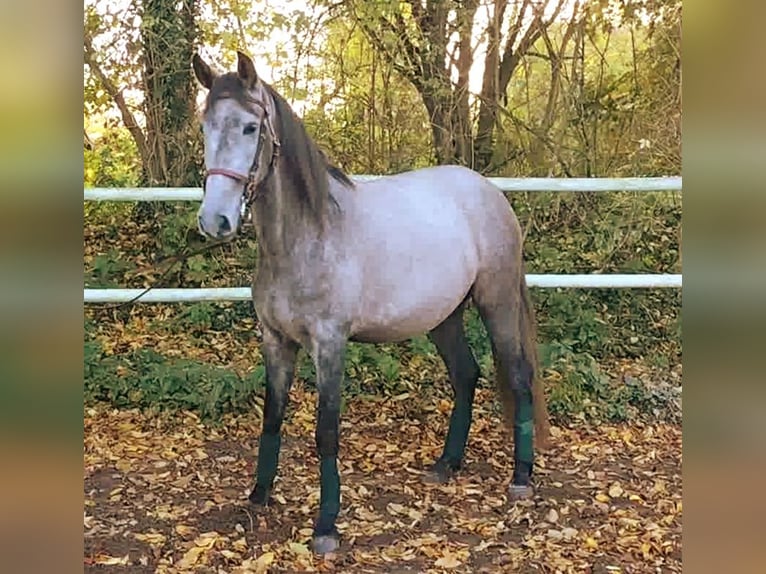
[249,326,298,505]
[310,337,346,555]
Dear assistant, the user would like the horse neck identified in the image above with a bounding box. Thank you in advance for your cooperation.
[252,167,334,265]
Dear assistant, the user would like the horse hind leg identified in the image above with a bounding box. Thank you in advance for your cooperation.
[424,301,481,483]
[472,268,547,500]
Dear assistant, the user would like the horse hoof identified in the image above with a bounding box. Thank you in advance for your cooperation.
[248,485,270,506]
[312,533,340,555]
[508,483,535,501]
[423,461,455,484]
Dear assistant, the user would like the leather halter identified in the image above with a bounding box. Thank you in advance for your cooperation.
[203,92,281,220]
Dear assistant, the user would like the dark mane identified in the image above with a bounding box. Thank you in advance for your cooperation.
[206,73,354,222]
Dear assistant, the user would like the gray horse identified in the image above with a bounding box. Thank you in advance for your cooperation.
[192,51,549,554]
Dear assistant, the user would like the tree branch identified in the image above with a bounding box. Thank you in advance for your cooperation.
[84,33,148,164]
[350,2,424,88]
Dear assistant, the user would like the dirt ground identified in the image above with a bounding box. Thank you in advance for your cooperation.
[84,386,681,573]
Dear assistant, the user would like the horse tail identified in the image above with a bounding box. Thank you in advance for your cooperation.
[520,270,551,448]
[497,269,551,449]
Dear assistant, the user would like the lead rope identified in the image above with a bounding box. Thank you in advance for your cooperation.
[92,239,230,313]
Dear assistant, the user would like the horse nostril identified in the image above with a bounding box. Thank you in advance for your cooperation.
[217,214,232,235]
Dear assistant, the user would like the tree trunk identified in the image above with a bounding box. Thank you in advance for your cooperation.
[474,0,569,172]
[422,91,457,165]
[140,0,201,188]
[352,0,571,172]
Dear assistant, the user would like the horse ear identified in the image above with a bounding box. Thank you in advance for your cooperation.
[192,53,215,90]
[236,51,259,89]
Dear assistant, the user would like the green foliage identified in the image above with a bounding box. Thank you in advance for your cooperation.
[172,302,218,331]
[514,190,681,360]
[540,341,678,424]
[88,249,136,288]
[288,18,434,174]
[408,335,435,357]
[464,308,495,375]
[84,128,142,188]
[84,337,265,422]
[156,206,198,257]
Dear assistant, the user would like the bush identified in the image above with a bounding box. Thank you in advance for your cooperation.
[84,337,265,422]
[540,341,680,424]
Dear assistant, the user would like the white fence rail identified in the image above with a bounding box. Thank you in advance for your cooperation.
[84,176,681,202]
[83,177,682,303]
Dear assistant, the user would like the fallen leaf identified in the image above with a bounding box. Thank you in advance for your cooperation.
[175,524,196,537]
[289,542,310,555]
[435,552,462,568]
[176,545,205,569]
[253,552,275,573]
[133,532,166,546]
[92,554,130,565]
[562,527,579,540]
[608,483,624,498]
[547,529,563,541]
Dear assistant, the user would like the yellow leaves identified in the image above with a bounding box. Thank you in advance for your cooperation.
[175,531,221,569]
[608,482,624,498]
[232,537,249,553]
[651,478,668,496]
[356,484,371,497]
[407,507,424,521]
[434,550,462,569]
[148,504,182,521]
[174,524,196,538]
[288,542,310,555]
[246,551,275,573]
[84,398,682,573]
[176,545,207,569]
[620,428,635,446]
[437,398,452,414]
[354,505,381,522]
[584,536,599,550]
[251,553,278,573]
[134,531,167,546]
[92,554,130,565]
[640,541,653,559]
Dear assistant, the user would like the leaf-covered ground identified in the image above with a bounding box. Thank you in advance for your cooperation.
[84,387,681,573]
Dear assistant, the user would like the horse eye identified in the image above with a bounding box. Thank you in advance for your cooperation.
[243,123,257,135]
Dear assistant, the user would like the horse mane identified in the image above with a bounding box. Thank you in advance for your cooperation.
[205,73,354,223]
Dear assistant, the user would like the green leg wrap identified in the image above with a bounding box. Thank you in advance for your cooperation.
[513,391,534,483]
[255,432,281,487]
[315,457,340,536]
[442,400,472,466]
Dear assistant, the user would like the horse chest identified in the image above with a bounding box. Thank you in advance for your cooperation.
[252,273,338,345]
